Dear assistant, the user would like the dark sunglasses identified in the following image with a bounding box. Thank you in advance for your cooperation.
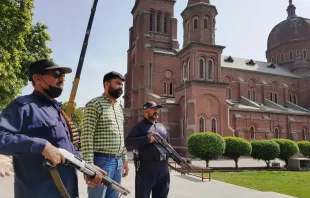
[41,70,65,78]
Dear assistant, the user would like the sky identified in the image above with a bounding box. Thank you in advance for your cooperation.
[21,0,310,107]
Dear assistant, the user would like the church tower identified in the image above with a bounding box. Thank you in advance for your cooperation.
[182,0,217,47]
[174,0,229,140]
[124,0,181,140]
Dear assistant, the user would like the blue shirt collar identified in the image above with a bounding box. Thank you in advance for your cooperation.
[32,90,62,109]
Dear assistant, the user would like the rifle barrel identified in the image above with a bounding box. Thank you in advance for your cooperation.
[66,0,99,117]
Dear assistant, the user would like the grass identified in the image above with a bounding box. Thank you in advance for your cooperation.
[210,171,310,198]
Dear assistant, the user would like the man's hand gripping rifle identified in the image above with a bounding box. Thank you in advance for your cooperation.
[44,149,130,196]
[153,133,195,172]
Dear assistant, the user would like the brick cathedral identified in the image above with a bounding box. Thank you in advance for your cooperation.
[123,0,310,151]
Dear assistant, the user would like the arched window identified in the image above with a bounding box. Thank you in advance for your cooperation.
[276,54,279,64]
[294,94,297,104]
[252,90,256,102]
[169,82,173,96]
[207,59,213,80]
[156,12,162,32]
[303,49,308,59]
[148,63,152,87]
[203,18,208,29]
[270,92,273,101]
[149,11,154,31]
[163,81,167,95]
[227,87,232,99]
[289,94,292,102]
[182,62,187,80]
[211,118,217,133]
[250,126,255,140]
[186,21,190,32]
[275,128,279,139]
[248,90,251,99]
[164,14,168,34]
[193,17,198,29]
[280,53,283,63]
[199,58,205,79]
[274,93,278,103]
[199,117,205,132]
[302,128,307,140]
[289,51,293,61]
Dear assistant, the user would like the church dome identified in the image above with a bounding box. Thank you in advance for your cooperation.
[267,0,310,49]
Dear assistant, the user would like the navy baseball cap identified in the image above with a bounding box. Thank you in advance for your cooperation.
[143,101,162,110]
[28,59,72,81]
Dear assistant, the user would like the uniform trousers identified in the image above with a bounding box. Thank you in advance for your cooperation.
[135,161,170,198]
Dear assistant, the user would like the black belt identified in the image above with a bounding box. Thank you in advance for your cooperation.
[94,152,122,158]
[140,154,167,162]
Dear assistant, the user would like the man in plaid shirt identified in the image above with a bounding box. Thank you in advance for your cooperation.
[81,71,129,198]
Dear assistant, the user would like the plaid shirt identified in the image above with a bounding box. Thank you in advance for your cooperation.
[81,94,128,164]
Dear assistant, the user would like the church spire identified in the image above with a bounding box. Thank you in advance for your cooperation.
[187,0,210,6]
[286,0,297,18]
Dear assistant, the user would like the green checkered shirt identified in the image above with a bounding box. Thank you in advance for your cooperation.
[81,94,128,164]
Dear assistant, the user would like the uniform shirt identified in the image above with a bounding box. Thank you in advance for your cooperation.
[81,94,128,164]
[125,118,169,162]
[0,90,78,198]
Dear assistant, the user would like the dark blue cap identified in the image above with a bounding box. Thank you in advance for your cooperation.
[143,101,162,110]
[28,59,72,81]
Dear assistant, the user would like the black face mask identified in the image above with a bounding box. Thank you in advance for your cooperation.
[108,86,123,99]
[40,76,63,98]
[43,85,63,98]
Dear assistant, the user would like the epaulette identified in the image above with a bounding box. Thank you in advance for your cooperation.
[14,95,35,106]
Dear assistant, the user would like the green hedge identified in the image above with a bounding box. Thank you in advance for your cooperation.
[188,132,225,167]
[224,137,252,169]
[297,141,310,157]
[251,140,280,168]
[273,139,299,165]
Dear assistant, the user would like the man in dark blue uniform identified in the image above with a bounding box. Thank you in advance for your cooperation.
[125,101,170,198]
[0,59,104,198]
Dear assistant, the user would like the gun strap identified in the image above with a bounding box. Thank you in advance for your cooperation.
[49,167,70,198]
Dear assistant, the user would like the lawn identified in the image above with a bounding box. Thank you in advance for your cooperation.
[211,171,310,198]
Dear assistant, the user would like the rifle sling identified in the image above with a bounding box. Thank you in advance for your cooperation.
[49,167,70,198]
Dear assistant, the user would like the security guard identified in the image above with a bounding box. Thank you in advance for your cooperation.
[125,101,170,198]
[0,59,104,198]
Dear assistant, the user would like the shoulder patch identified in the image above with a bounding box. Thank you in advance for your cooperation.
[14,95,35,106]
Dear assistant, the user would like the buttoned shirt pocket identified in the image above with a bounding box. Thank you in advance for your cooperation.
[27,119,58,143]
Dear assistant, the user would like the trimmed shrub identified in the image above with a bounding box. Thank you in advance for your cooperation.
[273,139,299,165]
[251,140,280,168]
[224,137,252,169]
[297,141,310,157]
[188,132,225,167]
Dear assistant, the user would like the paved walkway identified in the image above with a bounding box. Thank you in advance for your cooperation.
[0,157,296,198]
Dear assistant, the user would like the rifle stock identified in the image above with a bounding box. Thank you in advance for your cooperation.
[44,149,130,196]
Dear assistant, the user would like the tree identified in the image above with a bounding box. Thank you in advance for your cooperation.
[273,139,299,166]
[297,141,310,157]
[251,140,280,168]
[223,137,252,169]
[61,101,83,130]
[0,0,52,109]
[187,132,225,167]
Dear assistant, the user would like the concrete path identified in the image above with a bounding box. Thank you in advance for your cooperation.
[0,158,296,198]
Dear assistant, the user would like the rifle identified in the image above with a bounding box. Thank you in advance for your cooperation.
[44,149,130,197]
[153,133,195,172]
